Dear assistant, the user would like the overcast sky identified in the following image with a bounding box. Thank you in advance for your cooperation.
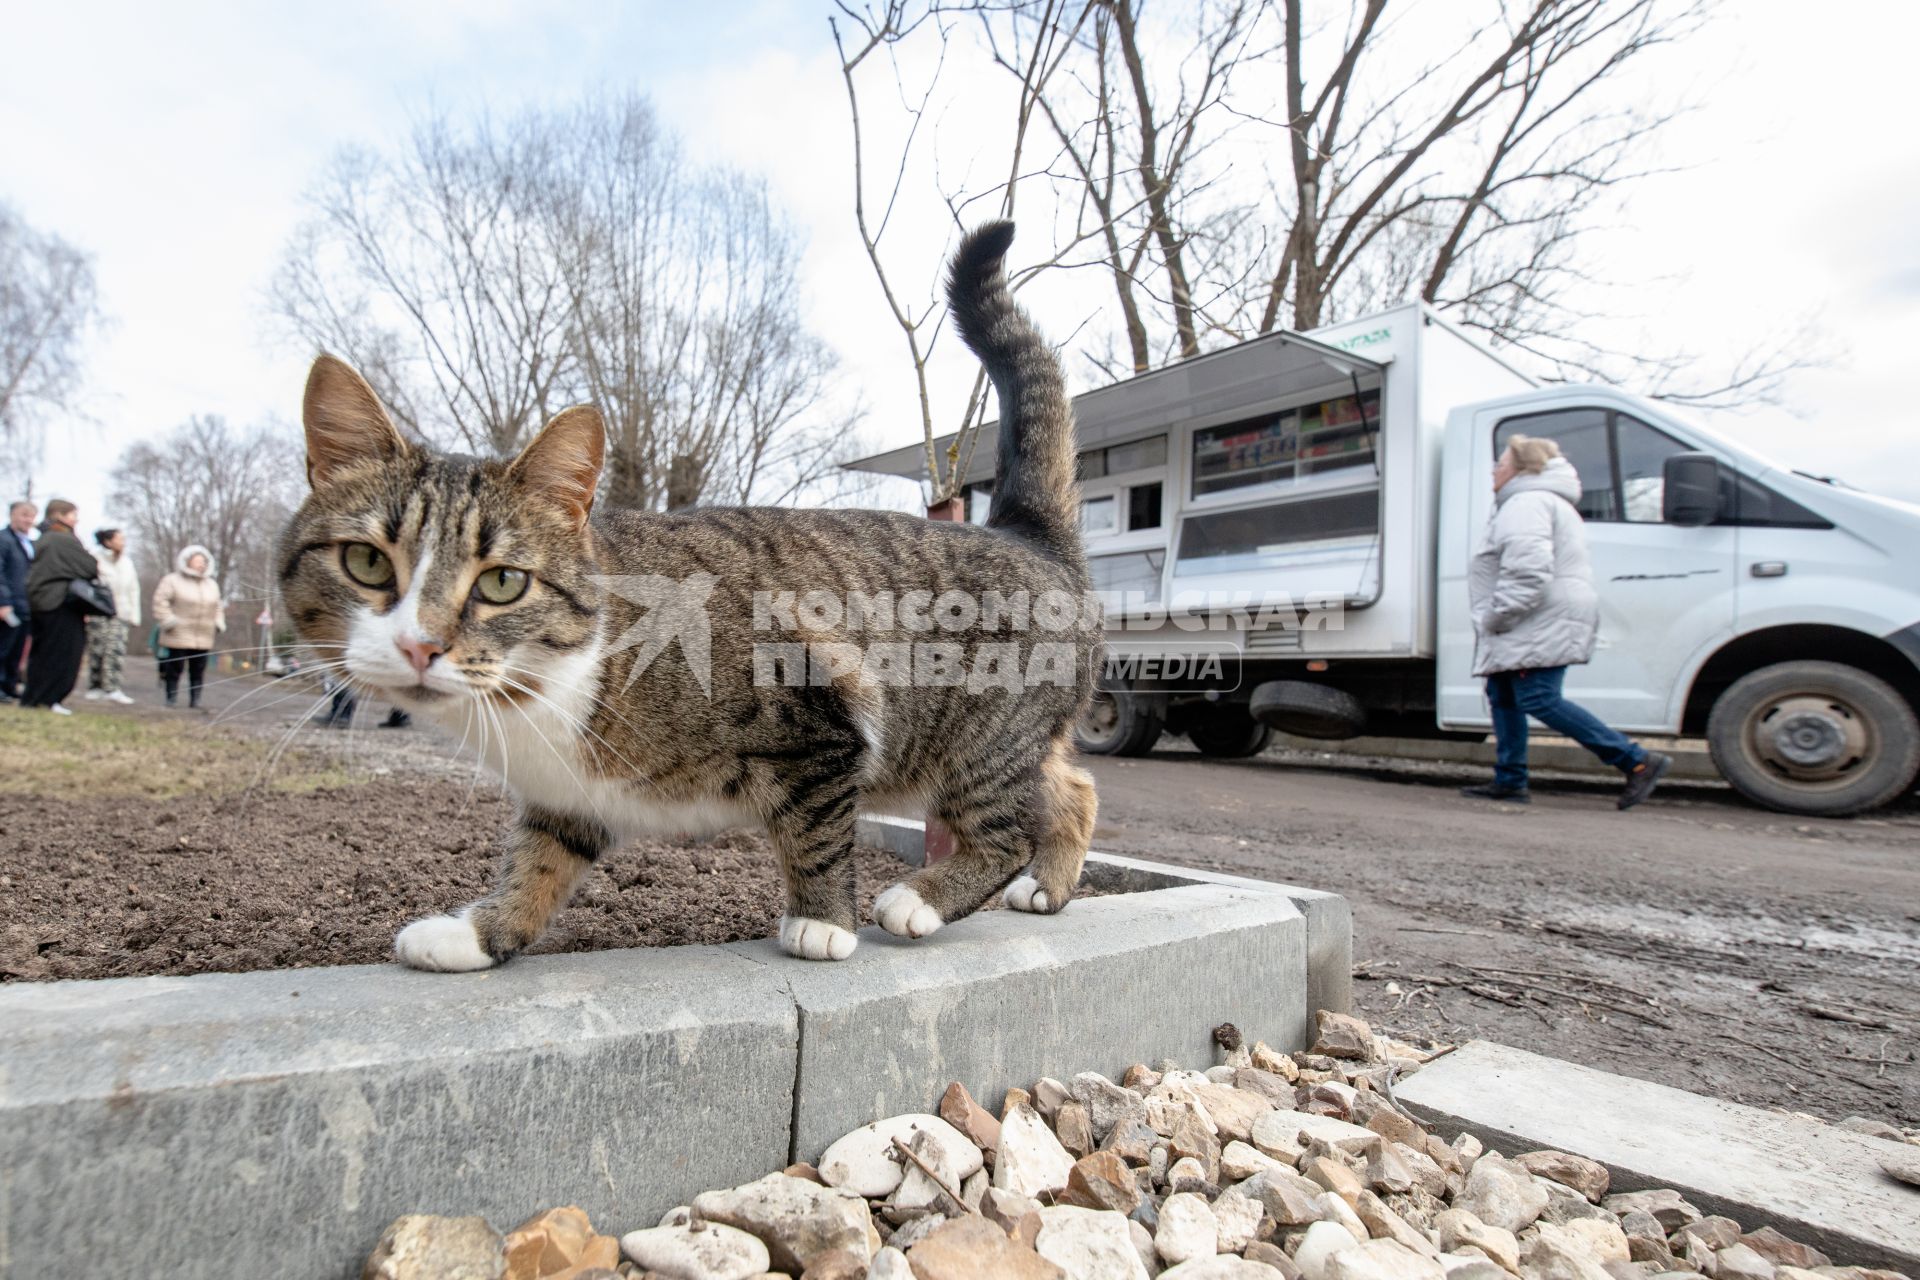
[3,0,1918,543]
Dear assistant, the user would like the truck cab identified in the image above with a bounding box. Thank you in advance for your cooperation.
[1439,387,1920,814]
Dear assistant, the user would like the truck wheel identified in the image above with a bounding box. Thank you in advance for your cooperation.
[1706,661,1920,816]
[1075,688,1164,757]
[1249,680,1367,740]
[1187,705,1272,758]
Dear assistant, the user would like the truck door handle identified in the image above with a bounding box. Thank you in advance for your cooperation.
[1750,562,1788,578]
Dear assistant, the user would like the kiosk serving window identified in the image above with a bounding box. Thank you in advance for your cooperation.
[1190,388,1379,498]
[1173,489,1379,575]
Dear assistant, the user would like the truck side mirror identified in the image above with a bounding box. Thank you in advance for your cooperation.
[1663,452,1723,526]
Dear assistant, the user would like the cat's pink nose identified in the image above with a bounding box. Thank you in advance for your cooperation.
[395,634,444,675]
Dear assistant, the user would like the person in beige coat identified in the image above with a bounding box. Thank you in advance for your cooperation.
[152,544,225,709]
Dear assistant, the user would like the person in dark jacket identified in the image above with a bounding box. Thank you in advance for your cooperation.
[21,499,102,714]
[0,500,34,700]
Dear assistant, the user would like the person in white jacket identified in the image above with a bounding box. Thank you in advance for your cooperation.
[84,527,143,704]
[1462,435,1670,810]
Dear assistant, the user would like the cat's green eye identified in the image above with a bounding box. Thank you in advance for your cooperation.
[341,542,395,589]
[473,567,531,605]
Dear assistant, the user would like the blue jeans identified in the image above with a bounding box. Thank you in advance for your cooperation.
[1487,666,1645,790]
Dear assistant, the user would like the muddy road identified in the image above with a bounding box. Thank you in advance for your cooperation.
[1081,744,1920,1129]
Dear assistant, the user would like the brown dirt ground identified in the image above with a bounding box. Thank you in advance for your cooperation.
[1080,743,1920,1129]
[0,778,917,982]
[0,665,927,980]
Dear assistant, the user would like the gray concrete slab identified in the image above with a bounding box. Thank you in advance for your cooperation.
[739,883,1307,1164]
[0,948,798,1280]
[1396,1041,1919,1272]
[1083,850,1352,1026]
[855,815,1353,1024]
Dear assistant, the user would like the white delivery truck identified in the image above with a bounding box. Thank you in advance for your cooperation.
[848,301,1920,815]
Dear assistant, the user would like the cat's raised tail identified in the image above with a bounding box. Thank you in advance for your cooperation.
[946,221,1082,567]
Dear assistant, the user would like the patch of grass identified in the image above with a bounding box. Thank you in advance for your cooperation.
[0,709,353,800]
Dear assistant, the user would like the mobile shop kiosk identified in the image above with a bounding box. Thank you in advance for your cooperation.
[848,301,1920,816]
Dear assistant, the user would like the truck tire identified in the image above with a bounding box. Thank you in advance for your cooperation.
[1186,705,1272,758]
[1706,661,1920,816]
[1076,688,1164,757]
[1249,680,1367,740]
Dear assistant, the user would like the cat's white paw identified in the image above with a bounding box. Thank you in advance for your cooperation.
[394,912,495,972]
[874,884,943,939]
[1003,873,1052,914]
[779,915,859,961]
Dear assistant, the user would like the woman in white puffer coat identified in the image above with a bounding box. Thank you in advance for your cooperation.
[1463,435,1670,810]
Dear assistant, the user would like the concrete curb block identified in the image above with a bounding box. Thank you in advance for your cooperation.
[856,814,1353,1027]
[0,839,1349,1279]
[1397,1041,1919,1272]
[0,947,797,1280]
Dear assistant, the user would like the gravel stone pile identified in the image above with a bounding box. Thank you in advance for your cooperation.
[360,1012,1919,1280]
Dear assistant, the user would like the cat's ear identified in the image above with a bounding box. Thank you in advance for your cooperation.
[509,405,605,527]
[302,354,408,488]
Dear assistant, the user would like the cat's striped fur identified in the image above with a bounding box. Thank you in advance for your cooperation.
[276,221,1099,967]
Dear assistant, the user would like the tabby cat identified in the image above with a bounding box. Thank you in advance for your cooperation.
[277,221,1099,968]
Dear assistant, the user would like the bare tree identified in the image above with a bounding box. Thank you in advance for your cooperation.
[271,116,578,457]
[541,99,853,509]
[854,1,1802,408]
[107,416,304,635]
[0,202,103,469]
[833,3,1121,506]
[274,96,859,508]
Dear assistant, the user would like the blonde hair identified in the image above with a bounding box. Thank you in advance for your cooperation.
[1504,434,1561,474]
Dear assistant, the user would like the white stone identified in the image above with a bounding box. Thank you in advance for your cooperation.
[818,1114,980,1198]
[1072,1071,1147,1138]
[1161,1259,1291,1278]
[1454,1153,1548,1234]
[891,1129,968,1212]
[1252,1111,1383,1164]
[887,1213,949,1253]
[1518,1222,1614,1280]
[1035,1205,1151,1280]
[1326,1239,1447,1280]
[1206,1065,1239,1084]
[691,1171,874,1273]
[1150,1095,1215,1137]
[1034,1077,1073,1117]
[1434,1209,1519,1275]
[1154,1192,1219,1266]
[619,1221,771,1280]
[1295,1220,1366,1280]
[995,1103,1077,1198]
[866,1245,913,1280]
[1319,1192,1370,1242]
[1558,1218,1629,1265]
[1129,1218,1158,1276]
[1439,1253,1509,1280]
[1212,1184,1266,1253]
[1222,1139,1290,1182]
[1168,1155,1211,1193]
